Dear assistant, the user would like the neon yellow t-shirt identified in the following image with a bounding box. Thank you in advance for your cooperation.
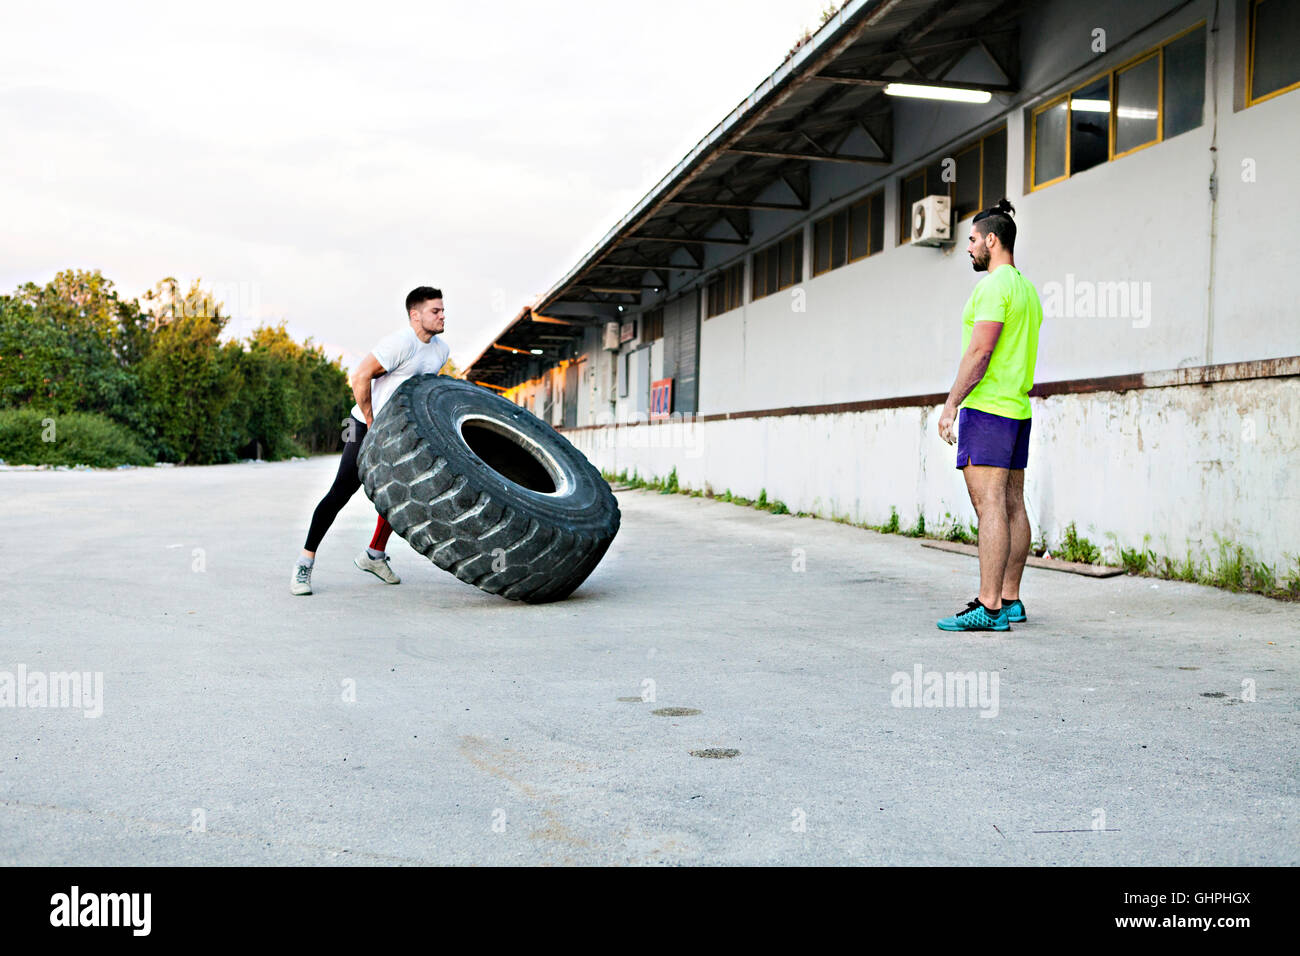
[959,264,1043,420]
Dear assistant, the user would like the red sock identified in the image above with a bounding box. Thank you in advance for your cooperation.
[370,515,394,552]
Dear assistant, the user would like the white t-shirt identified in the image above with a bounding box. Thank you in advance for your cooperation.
[350,325,450,423]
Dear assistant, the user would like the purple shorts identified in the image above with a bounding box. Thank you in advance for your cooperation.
[956,408,1031,470]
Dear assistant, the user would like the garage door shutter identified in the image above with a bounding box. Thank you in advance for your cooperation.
[661,289,700,414]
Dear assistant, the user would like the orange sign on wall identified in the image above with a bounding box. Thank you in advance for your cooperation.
[650,378,673,420]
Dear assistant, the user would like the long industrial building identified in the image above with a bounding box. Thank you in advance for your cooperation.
[465,0,1300,568]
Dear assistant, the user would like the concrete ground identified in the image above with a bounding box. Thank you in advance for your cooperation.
[1,456,1296,866]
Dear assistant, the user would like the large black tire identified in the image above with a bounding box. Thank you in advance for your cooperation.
[357,374,620,603]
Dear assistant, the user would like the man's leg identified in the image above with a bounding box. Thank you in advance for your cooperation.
[963,464,1010,610]
[292,423,366,595]
[1003,468,1030,602]
[355,512,401,585]
[367,515,394,556]
[301,424,366,558]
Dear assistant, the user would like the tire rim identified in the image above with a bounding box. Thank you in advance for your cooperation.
[455,413,572,497]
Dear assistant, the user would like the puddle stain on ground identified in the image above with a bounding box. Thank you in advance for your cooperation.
[457,735,594,856]
[529,808,593,850]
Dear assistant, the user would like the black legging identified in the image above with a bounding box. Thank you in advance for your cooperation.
[304,416,368,552]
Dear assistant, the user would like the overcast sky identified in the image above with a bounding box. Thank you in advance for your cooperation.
[1,0,839,371]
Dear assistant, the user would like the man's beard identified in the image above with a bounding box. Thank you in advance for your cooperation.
[970,252,989,272]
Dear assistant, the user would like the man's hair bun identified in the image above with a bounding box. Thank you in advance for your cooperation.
[972,198,1017,250]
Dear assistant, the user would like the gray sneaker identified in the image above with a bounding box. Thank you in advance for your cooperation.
[291,563,313,596]
[355,552,400,585]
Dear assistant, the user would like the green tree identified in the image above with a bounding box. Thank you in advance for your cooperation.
[1,270,353,465]
[227,323,350,459]
[0,270,147,424]
[136,278,243,463]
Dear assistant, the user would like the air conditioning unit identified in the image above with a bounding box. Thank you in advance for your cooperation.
[603,321,621,351]
[911,194,952,246]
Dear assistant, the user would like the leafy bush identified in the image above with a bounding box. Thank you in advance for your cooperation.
[0,272,351,465]
[1283,556,1300,598]
[1031,530,1049,557]
[1119,545,1156,574]
[1057,522,1101,564]
[0,408,152,467]
[880,507,900,534]
[938,511,978,544]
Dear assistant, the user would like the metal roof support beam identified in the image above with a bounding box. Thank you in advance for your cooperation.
[781,169,811,208]
[589,262,702,273]
[667,198,807,212]
[814,72,1017,93]
[530,314,591,326]
[728,146,890,165]
[890,0,965,48]
[834,27,1016,68]
[628,234,749,246]
[771,103,893,136]
[532,313,608,324]
[553,296,641,305]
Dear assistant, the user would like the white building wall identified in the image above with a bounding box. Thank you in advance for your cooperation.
[573,376,1300,568]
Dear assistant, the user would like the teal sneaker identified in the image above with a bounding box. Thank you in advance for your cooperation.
[1003,599,1026,623]
[937,599,1010,632]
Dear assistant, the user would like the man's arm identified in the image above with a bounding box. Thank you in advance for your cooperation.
[350,353,388,426]
[938,321,1002,444]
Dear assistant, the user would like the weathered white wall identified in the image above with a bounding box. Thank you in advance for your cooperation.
[572,377,1300,568]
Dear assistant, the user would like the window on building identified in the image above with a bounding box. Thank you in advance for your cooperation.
[1115,53,1160,156]
[1030,24,1206,191]
[751,231,803,301]
[954,144,981,221]
[1163,25,1206,138]
[849,190,884,262]
[1032,96,1069,187]
[705,262,744,318]
[813,189,884,276]
[952,126,1007,220]
[1069,75,1111,175]
[642,307,664,341]
[899,161,948,245]
[1249,0,1300,106]
[813,209,847,275]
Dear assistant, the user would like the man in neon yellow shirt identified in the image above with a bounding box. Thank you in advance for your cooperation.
[936,199,1043,632]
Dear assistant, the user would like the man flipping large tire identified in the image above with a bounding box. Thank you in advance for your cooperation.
[357,375,620,603]
[291,286,451,595]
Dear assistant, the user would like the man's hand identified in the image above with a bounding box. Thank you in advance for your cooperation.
[938,402,958,445]
[940,322,1000,444]
[350,352,386,429]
